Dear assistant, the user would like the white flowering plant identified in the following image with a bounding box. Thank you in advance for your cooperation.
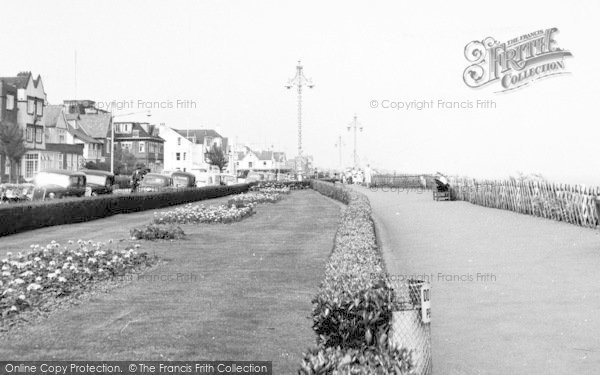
[0,240,157,324]
[227,192,282,208]
[153,203,255,224]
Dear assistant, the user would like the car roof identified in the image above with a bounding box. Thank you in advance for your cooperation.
[81,169,114,177]
[144,173,168,178]
[171,171,195,177]
[38,169,86,177]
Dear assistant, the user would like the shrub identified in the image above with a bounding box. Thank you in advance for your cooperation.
[0,184,249,237]
[311,180,351,204]
[114,175,131,189]
[299,346,416,375]
[306,181,408,372]
[130,224,185,240]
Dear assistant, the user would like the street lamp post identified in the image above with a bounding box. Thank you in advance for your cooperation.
[110,110,151,174]
[285,60,314,180]
[347,114,363,170]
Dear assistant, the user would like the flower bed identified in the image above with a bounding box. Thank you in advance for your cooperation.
[227,192,282,208]
[0,240,157,327]
[130,224,185,240]
[153,203,255,224]
[251,181,309,190]
[303,181,414,374]
[249,185,291,195]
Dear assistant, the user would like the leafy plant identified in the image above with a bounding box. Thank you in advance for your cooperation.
[130,224,185,240]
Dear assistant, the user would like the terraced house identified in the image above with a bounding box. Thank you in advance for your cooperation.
[114,122,165,172]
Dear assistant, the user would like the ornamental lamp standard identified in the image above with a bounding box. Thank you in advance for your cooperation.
[347,114,363,170]
[285,60,314,180]
[110,110,151,174]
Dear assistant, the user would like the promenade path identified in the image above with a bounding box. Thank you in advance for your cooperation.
[358,186,600,375]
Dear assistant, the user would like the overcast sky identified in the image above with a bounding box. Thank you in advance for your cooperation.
[1,0,598,184]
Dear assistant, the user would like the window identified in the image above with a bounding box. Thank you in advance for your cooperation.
[248,162,253,168]
[35,127,43,143]
[183,152,186,161]
[26,127,34,143]
[6,95,14,110]
[59,134,65,143]
[263,161,267,166]
[176,152,180,161]
[25,154,38,178]
[58,153,64,169]
[177,137,181,146]
[133,130,140,137]
[121,142,132,151]
[139,141,145,153]
[36,100,43,116]
[27,98,35,114]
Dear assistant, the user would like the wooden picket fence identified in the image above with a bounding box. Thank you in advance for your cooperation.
[449,177,600,228]
[372,174,436,189]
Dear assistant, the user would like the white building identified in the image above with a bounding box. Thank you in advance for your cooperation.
[158,125,228,175]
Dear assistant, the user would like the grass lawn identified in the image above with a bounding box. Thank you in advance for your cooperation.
[0,190,340,373]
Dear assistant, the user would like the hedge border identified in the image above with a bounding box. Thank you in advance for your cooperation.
[304,181,413,373]
[0,184,249,237]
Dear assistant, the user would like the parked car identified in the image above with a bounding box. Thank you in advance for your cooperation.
[0,183,34,203]
[216,173,238,186]
[171,171,196,188]
[82,169,115,196]
[138,173,173,192]
[32,169,87,200]
[195,172,222,187]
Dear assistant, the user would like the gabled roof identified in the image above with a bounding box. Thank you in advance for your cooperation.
[67,124,102,144]
[0,72,43,90]
[257,151,273,161]
[44,105,64,127]
[114,123,164,142]
[175,129,223,144]
[78,113,112,138]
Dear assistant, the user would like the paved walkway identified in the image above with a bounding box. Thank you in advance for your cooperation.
[358,186,600,375]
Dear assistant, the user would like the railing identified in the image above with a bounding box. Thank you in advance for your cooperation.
[371,174,436,189]
[449,177,600,228]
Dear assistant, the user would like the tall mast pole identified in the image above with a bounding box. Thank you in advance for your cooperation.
[285,60,314,179]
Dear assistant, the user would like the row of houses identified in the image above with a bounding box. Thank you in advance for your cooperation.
[0,71,291,182]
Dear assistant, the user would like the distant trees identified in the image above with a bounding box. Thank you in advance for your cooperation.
[0,121,26,183]
[204,144,228,172]
[84,160,110,171]
[113,145,138,175]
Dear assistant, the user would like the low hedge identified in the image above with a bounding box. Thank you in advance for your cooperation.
[305,181,411,373]
[0,184,249,237]
[299,346,415,375]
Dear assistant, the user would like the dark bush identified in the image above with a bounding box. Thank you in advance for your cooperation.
[299,345,415,375]
[0,184,249,237]
[130,224,185,240]
[114,175,131,189]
